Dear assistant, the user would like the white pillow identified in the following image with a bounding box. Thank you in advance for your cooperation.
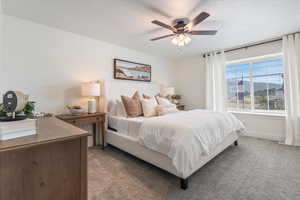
[156,96,172,105]
[107,100,127,117]
[156,104,179,116]
[107,100,117,116]
[116,100,127,117]
[141,97,158,117]
[109,100,127,117]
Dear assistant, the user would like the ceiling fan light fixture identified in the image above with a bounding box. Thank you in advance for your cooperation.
[172,34,191,46]
[150,12,216,45]
[184,36,191,44]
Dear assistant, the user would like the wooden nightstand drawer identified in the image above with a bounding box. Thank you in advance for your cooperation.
[66,116,103,125]
[56,113,106,148]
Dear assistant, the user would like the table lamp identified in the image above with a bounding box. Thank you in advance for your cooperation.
[160,86,175,97]
[81,82,100,113]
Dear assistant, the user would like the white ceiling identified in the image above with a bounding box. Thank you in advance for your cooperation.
[3,0,300,58]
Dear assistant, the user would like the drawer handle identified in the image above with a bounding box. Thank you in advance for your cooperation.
[72,120,76,123]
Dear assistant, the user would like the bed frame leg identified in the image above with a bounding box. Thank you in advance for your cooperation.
[180,178,188,190]
[234,140,238,146]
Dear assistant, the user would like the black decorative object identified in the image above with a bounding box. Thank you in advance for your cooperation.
[0,91,31,122]
[3,91,18,113]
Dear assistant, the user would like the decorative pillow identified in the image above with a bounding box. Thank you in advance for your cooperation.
[143,94,151,99]
[115,100,127,117]
[107,100,127,117]
[107,100,117,116]
[141,97,158,117]
[121,91,143,117]
[156,96,172,105]
[156,104,179,116]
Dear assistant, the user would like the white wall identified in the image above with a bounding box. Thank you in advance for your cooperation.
[173,56,206,110]
[233,112,285,141]
[174,41,285,141]
[1,15,175,113]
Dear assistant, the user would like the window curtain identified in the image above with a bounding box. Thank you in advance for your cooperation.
[205,51,227,112]
[283,33,300,146]
[0,2,3,96]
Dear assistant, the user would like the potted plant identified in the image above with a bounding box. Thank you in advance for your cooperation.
[0,101,36,118]
[170,94,181,104]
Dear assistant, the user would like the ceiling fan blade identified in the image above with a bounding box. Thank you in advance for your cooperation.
[188,30,217,35]
[151,20,177,32]
[127,0,172,19]
[187,0,210,17]
[189,12,210,27]
[150,34,175,41]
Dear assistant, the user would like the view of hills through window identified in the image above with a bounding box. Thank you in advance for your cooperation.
[226,58,285,112]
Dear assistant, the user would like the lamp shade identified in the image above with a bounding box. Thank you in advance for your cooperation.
[81,82,100,97]
[160,87,175,97]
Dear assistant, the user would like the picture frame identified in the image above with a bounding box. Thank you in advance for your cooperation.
[114,59,151,82]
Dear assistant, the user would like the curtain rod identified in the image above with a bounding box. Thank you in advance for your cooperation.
[202,38,281,58]
[202,31,300,58]
[224,38,282,53]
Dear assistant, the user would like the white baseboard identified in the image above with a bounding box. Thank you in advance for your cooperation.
[244,131,284,142]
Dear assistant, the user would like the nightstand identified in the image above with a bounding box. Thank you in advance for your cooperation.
[176,104,185,111]
[56,113,106,149]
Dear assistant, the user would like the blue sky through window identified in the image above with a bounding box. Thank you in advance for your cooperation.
[226,59,283,84]
[226,57,285,111]
[226,63,249,79]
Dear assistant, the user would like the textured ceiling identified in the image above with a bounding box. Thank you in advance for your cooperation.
[3,0,300,58]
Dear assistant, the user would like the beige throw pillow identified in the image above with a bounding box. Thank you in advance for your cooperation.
[121,91,143,117]
[141,97,158,117]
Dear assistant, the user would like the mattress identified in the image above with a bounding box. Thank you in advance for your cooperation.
[108,115,144,139]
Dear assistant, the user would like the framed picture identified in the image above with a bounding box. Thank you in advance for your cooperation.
[114,59,151,82]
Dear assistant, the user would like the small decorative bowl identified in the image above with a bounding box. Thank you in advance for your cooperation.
[69,108,85,115]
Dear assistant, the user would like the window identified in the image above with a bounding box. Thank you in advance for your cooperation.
[226,54,285,113]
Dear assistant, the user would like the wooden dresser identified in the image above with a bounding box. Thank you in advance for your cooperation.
[0,117,89,200]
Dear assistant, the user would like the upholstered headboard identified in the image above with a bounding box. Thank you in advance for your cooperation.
[98,79,160,113]
[106,80,159,100]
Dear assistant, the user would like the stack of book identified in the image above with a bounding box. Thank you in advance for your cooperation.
[0,119,37,141]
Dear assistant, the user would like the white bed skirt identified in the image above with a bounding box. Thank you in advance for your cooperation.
[106,129,238,179]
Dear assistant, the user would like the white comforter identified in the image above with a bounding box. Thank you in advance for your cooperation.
[138,109,244,177]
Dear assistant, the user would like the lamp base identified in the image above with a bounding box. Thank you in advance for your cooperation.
[88,99,97,113]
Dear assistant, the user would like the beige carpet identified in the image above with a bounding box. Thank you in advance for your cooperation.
[88,136,300,200]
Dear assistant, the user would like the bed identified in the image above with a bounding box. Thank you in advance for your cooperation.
[106,109,244,189]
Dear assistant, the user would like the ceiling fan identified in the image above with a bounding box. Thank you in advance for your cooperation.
[150,12,217,46]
